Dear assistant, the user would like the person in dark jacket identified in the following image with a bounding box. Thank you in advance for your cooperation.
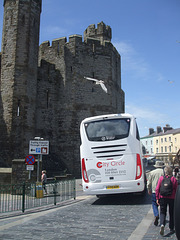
[156,166,178,236]
[147,161,164,226]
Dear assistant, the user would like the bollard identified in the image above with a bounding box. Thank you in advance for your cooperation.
[36,182,44,198]
[175,185,180,240]
[53,181,57,205]
[22,182,25,213]
[73,178,76,200]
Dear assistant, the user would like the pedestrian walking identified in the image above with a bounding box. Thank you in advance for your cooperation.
[147,160,164,226]
[173,166,179,178]
[41,170,47,194]
[156,166,178,236]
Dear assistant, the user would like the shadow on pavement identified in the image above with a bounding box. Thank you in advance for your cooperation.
[163,230,175,238]
[92,190,151,205]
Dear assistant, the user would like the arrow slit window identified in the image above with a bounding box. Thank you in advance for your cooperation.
[17,99,20,116]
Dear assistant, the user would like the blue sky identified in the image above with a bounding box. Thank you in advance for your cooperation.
[0,0,180,137]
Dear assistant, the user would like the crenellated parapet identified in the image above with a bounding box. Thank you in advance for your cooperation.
[84,21,112,42]
[4,0,42,12]
[69,34,82,44]
[39,37,67,64]
[39,37,67,52]
[52,37,67,48]
[39,31,118,65]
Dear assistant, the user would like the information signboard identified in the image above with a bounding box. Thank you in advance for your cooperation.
[29,140,49,155]
[26,165,34,171]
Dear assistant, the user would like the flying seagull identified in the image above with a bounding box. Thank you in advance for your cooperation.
[168,80,174,84]
[84,77,108,93]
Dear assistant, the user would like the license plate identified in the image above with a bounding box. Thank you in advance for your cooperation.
[106,185,119,189]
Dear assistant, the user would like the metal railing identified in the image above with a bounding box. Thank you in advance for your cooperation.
[0,179,76,214]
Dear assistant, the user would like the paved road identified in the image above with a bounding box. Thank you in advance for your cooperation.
[0,180,178,240]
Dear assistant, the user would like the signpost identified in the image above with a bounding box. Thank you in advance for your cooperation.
[29,139,49,182]
[25,155,35,180]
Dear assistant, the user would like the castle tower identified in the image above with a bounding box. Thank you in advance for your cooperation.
[84,21,112,42]
[0,0,42,162]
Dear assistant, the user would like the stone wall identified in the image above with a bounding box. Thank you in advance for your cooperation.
[0,0,125,179]
[0,0,42,166]
[11,159,42,184]
[0,168,12,185]
[36,23,124,177]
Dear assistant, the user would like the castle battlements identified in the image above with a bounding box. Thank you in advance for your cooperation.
[3,0,42,11]
[39,30,117,59]
[39,22,112,53]
[39,34,110,49]
[40,37,67,50]
[84,21,112,42]
[69,34,82,44]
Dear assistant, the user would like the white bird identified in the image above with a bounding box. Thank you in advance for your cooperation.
[84,77,108,93]
[168,80,174,84]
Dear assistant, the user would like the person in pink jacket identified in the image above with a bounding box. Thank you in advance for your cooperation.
[156,165,178,236]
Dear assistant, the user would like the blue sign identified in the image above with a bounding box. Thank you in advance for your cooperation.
[25,155,36,165]
[36,148,41,153]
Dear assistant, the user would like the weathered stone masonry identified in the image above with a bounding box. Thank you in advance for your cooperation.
[0,0,125,178]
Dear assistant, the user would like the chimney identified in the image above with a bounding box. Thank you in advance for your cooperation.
[149,128,154,135]
[157,126,162,134]
[163,124,173,133]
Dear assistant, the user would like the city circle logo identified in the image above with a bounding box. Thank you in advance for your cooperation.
[97,162,102,168]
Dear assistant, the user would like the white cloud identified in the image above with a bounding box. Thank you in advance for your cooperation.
[126,104,170,137]
[114,42,136,56]
[113,41,165,84]
[126,104,166,123]
[113,41,150,79]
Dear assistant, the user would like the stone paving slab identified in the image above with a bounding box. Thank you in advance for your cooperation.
[0,179,178,240]
[0,194,150,240]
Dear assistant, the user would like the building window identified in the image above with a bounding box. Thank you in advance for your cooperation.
[17,99,20,116]
[169,146,171,152]
[156,148,158,153]
[161,147,163,153]
[165,138,167,142]
[151,148,153,153]
[156,140,158,145]
[151,140,152,145]
[175,138,177,143]
[161,138,163,143]
[169,137,171,142]
[146,141,147,145]
[165,146,167,152]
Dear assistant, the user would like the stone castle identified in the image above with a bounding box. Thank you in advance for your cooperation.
[0,0,124,178]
